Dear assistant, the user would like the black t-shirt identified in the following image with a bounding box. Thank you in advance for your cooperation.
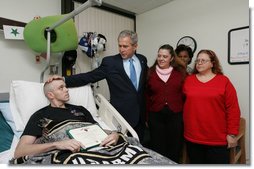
[22,104,96,138]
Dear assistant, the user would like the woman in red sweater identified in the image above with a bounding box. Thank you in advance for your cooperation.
[146,44,186,163]
[183,49,240,164]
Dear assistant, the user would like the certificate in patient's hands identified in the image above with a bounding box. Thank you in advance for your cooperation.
[67,124,108,151]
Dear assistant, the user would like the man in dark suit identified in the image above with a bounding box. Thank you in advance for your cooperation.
[48,30,148,143]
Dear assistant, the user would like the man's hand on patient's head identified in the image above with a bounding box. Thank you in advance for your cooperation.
[46,75,64,83]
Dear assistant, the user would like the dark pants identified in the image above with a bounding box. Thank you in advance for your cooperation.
[148,107,183,163]
[186,141,230,164]
[134,119,145,144]
[128,116,145,144]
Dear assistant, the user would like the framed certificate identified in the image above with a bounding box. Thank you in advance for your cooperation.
[67,124,108,151]
[228,26,249,64]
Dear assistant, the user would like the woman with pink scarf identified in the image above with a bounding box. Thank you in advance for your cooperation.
[145,44,186,163]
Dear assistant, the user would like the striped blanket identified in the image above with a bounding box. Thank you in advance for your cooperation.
[10,120,175,165]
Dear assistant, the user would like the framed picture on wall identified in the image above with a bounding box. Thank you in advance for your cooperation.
[228,26,249,64]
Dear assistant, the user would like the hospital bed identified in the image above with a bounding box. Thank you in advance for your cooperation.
[0,81,175,165]
[0,80,139,163]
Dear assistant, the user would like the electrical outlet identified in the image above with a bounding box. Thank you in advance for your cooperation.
[49,64,59,75]
[35,55,40,63]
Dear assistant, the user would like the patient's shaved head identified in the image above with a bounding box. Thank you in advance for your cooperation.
[43,78,64,98]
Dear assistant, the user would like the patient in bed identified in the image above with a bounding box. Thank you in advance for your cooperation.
[11,78,175,164]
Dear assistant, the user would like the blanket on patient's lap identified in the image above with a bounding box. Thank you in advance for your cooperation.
[10,120,175,164]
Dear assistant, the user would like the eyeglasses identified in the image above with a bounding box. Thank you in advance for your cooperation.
[195,59,211,64]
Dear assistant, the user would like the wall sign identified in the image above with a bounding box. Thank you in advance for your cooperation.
[228,26,249,64]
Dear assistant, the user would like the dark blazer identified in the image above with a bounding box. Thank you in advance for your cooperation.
[65,53,148,128]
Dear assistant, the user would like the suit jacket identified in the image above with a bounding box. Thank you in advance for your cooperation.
[65,53,148,127]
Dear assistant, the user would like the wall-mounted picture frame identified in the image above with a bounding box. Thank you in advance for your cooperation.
[228,26,249,65]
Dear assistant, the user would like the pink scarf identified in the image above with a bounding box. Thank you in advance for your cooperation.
[156,65,173,82]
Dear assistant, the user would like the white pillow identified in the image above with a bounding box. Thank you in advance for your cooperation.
[10,80,97,132]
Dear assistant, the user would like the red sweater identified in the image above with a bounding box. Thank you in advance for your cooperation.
[146,69,184,120]
[183,74,240,146]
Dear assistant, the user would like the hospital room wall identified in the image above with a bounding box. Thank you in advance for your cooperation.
[136,0,250,162]
[0,0,61,93]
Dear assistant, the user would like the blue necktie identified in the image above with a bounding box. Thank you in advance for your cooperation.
[129,58,137,90]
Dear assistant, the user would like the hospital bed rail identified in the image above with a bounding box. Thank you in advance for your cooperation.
[94,93,139,141]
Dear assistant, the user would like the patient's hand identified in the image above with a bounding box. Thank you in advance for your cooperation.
[100,132,119,147]
[54,139,82,153]
[46,75,64,83]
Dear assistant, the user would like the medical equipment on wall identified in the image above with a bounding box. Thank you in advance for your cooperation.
[22,0,102,82]
[79,32,107,88]
[79,32,107,68]
[62,50,77,76]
